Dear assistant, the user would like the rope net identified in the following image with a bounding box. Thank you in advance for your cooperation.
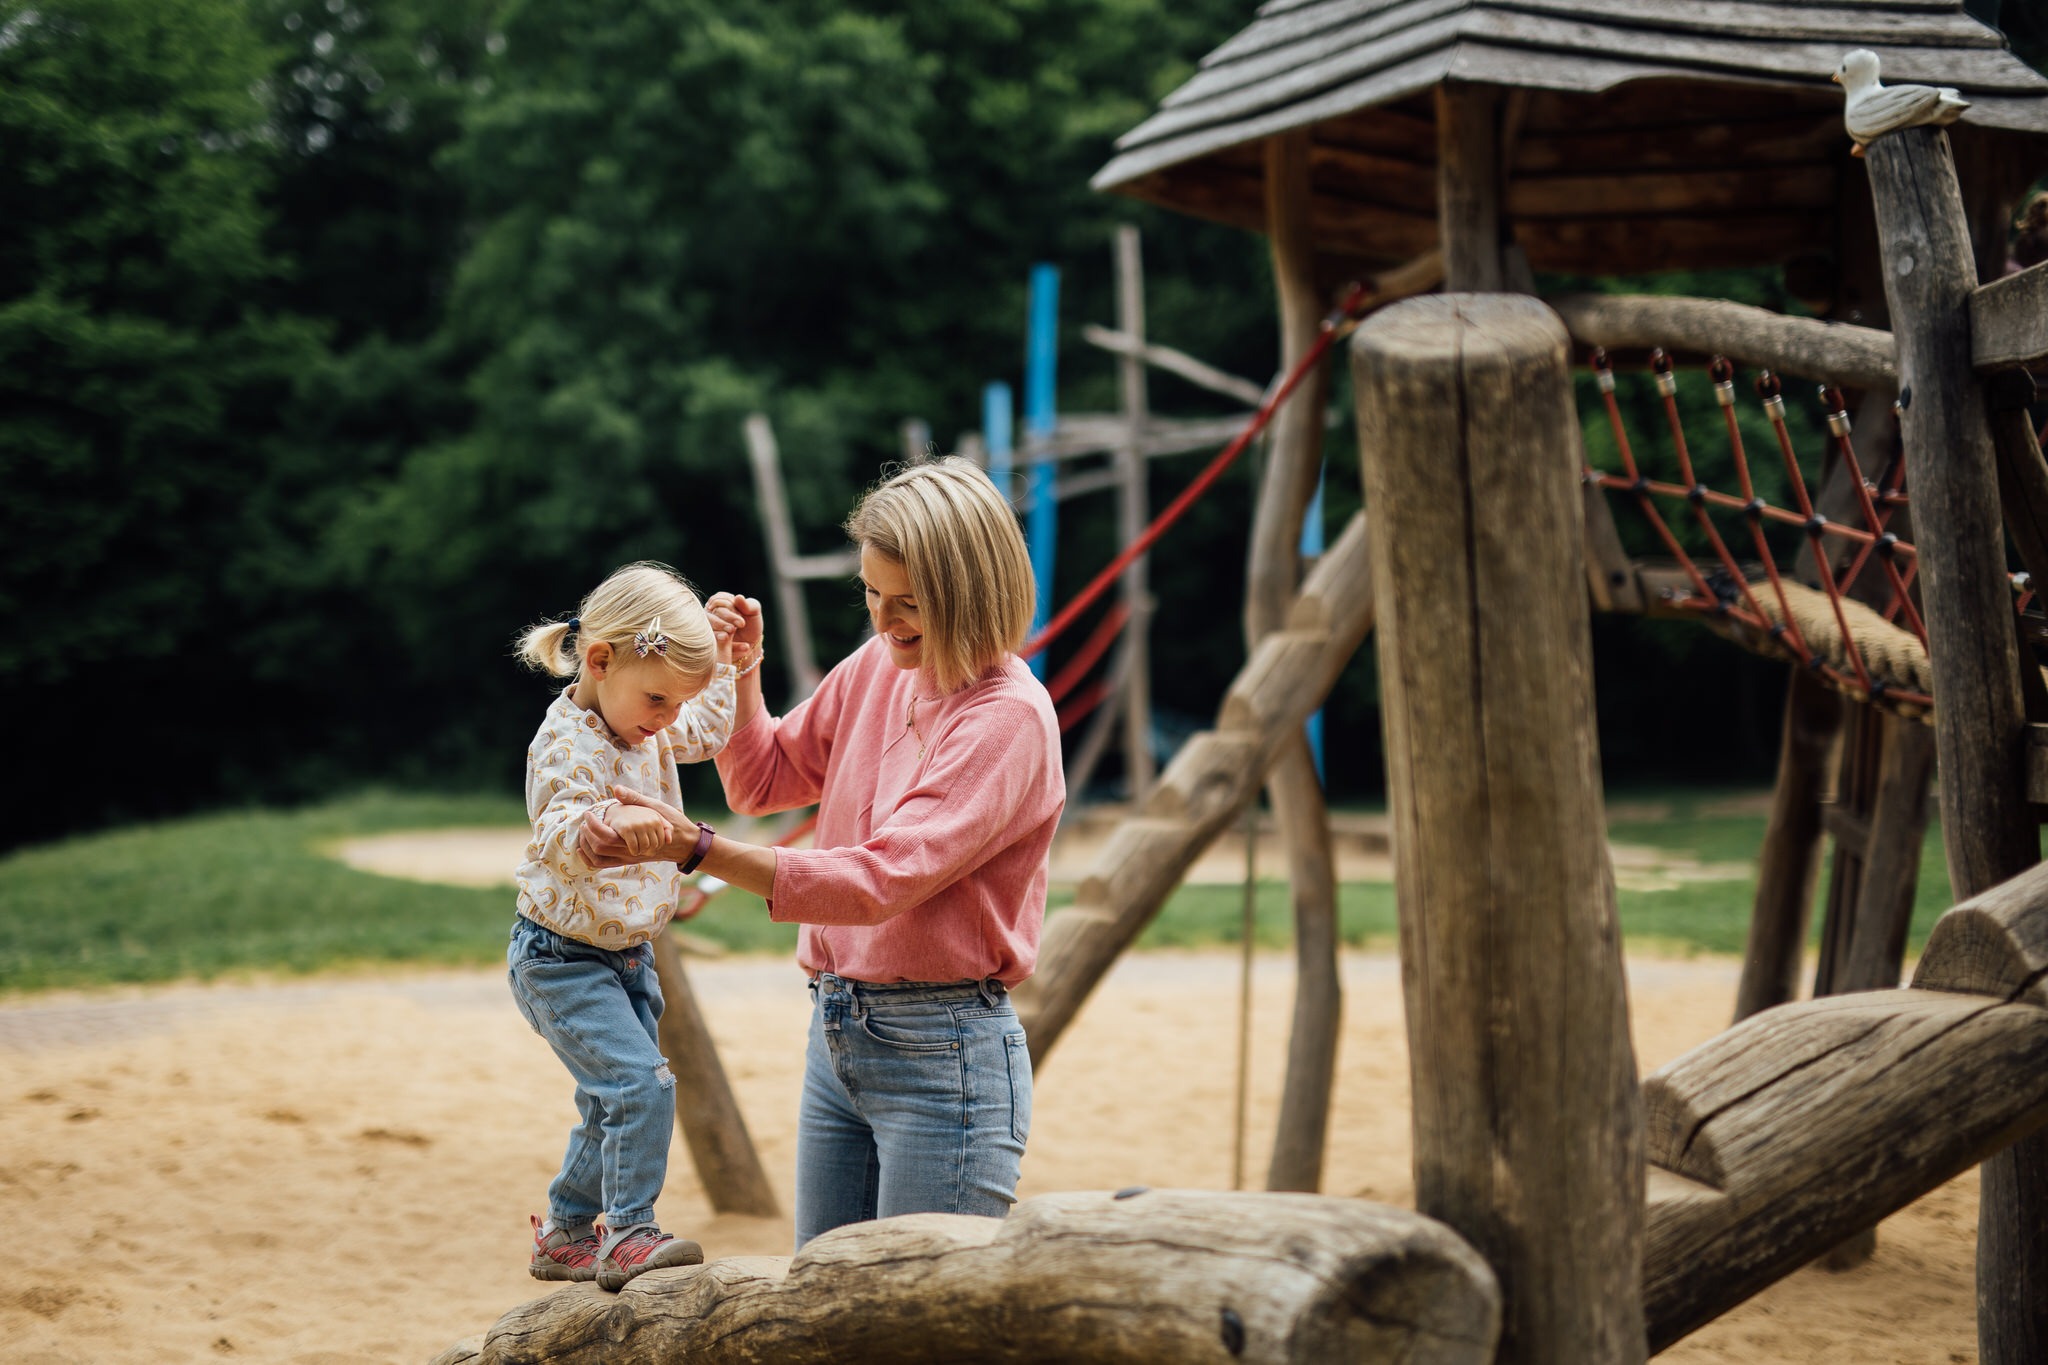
[1584,346,1941,717]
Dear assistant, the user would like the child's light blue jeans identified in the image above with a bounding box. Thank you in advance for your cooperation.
[507,915,676,1232]
[794,973,1033,1250]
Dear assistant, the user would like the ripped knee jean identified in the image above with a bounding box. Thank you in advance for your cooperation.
[508,915,675,1230]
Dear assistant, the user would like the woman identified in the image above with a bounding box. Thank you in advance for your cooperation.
[580,456,1065,1248]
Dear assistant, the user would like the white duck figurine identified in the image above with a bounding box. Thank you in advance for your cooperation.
[1834,48,1970,155]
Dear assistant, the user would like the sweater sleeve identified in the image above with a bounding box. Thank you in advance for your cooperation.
[668,663,735,763]
[769,694,1056,926]
[527,732,613,883]
[713,656,849,815]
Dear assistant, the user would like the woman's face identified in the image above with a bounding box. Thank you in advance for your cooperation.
[861,546,923,672]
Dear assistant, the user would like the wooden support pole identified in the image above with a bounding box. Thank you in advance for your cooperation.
[743,413,851,704]
[651,931,781,1218]
[1114,224,1156,802]
[1734,669,1842,1021]
[1865,122,2044,1365]
[1435,84,1505,293]
[1255,129,1340,1195]
[1354,294,1644,1364]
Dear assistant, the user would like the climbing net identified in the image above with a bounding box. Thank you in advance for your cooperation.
[1584,346,1939,718]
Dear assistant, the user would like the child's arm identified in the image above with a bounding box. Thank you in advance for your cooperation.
[667,661,737,763]
[527,729,625,878]
[605,802,675,857]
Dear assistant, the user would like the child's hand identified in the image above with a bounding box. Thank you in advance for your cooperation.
[707,592,764,673]
[608,804,675,857]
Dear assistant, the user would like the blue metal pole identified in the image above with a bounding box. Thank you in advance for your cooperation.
[1024,264,1060,679]
[983,381,1014,504]
[1301,464,1327,783]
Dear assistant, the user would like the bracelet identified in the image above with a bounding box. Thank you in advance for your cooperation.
[734,644,764,678]
[680,821,715,875]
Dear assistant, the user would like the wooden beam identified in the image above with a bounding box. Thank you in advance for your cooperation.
[743,413,835,702]
[1546,293,1896,389]
[1113,225,1156,804]
[1354,294,1644,1363]
[1865,121,2045,1365]
[1970,258,2048,373]
[651,933,781,1218]
[1641,988,2048,1352]
[1914,857,2048,1009]
[1256,129,1341,1196]
[1435,84,1505,293]
[431,1191,1503,1365]
[1734,668,1841,1021]
[1081,324,1267,408]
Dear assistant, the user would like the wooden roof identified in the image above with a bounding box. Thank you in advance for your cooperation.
[1094,0,2048,274]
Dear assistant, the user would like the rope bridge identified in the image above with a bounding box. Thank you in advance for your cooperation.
[1585,346,1941,719]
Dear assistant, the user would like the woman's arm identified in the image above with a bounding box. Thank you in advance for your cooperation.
[581,786,777,898]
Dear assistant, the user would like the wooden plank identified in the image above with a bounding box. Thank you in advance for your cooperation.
[1985,377,2048,724]
[1866,122,2047,1365]
[1255,131,1342,1197]
[1820,799,1872,858]
[1641,989,2048,1352]
[1354,294,1644,1363]
[1081,324,1267,407]
[1519,214,1831,275]
[1512,116,1842,175]
[1308,140,1439,211]
[743,413,832,701]
[1547,293,1896,389]
[1509,165,1836,217]
[1113,226,1156,804]
[2030,723,2048,805]
[1493,0,2000,47]
[1838,717,1935,992]
[432,1190,1503,1365]
[1733,668,1841,1020]
[1913,856,2048,1008]
[1970,259,2048,372]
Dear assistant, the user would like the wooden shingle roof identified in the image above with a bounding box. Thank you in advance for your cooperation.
[1094,0,2048,274]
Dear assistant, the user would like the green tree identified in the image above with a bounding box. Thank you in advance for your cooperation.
[0,0,332,843]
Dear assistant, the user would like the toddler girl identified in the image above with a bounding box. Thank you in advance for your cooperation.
[508,561,754,1291]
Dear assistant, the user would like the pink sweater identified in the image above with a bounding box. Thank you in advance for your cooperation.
[714,636,1065,987]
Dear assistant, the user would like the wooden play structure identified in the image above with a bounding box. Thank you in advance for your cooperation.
[436,4,2048,1361]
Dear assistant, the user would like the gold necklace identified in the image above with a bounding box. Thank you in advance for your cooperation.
[906,694,925,758]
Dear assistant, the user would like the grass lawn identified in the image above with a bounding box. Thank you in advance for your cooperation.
[0,786,1963,993]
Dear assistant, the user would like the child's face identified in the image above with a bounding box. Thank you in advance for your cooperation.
[587,653,704,744]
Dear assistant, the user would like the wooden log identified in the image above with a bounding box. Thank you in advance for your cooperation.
[1735,671,1842,1021]
[1254,130,1341,1195]
[1913,858,2048,1008]
[436,1190,1502,1365]
[1988,372,2048,605]
[1435,84,1504,293]
[1113,226,1155,803]
[1017,513,1376,1062]
[650,933,780,1218]
[1867,126,2045,1365]
[1970,259,2048,373]
[1838,717,1937,994]
[1546,293,1897,389]
[1354,294,1644,1364]
[1866,125,2038,899]
[2030,723,2048,805]
[1640,989,2048,1352]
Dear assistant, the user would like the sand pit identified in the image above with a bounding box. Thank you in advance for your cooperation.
[0,946,1981,1364]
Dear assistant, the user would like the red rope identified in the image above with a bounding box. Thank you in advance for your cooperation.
[1021,280,1377,660]
[1046,601,1130,705]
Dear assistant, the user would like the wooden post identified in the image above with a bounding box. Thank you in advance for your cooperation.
[1113,224,1156,802]
[743,414,855,704]
[651,932,781,1218]
[1435,84,1504,293]
[1255,129,1341,1194]
[1354,294,1644,1364]
[1733,668,1841,1021]
[1864,122,2044,1365]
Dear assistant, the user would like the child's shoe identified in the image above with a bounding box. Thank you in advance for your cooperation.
[529,1214,601,1282]
[595,1223,703,1291]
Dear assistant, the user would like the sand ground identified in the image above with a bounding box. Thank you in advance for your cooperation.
[0,947,1981,1365]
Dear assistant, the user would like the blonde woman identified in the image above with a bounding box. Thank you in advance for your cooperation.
[581,458,1065,1248]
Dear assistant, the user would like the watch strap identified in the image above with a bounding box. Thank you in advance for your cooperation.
[680,821,715,875]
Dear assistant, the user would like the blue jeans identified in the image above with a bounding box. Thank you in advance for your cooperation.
[794,973,1033,1250]
[506,915,675,1231]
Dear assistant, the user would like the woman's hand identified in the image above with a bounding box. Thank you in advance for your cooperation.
[580,786,693,867]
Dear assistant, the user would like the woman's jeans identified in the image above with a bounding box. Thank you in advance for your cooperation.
[794,974,1033,1250]
[507,915,675,1231]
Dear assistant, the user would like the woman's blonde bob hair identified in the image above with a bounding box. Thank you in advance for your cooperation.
[515,561,717,688]
[845,457,1035,693]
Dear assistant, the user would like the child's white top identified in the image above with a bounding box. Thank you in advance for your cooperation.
[516,665,736,949]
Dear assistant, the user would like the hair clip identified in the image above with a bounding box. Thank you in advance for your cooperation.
[632,618,669,658]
